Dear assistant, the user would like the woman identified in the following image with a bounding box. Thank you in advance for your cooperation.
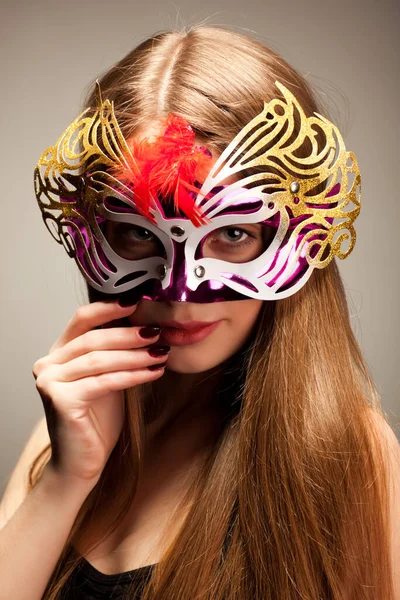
[0,24,399,600]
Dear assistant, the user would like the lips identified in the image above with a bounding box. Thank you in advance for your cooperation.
[158,320,221,346]
[158,320,217,330]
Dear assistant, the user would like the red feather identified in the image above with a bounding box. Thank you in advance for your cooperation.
[110,114,214,226]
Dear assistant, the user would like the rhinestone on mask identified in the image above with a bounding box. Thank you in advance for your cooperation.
[194,265,205,278]
[290,181,300,193]
[171,226,185,237]
[157,264,167,280]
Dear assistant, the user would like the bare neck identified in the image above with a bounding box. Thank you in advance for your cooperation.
[144,365,226,456]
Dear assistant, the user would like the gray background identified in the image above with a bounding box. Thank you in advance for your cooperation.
[1,0,399,494]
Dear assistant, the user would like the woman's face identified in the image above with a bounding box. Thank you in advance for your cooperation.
[119,217,266,373]
[106,125,266,373]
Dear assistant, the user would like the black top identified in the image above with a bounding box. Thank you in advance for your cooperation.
[66,556,157,599]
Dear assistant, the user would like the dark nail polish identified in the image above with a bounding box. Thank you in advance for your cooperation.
[118,296,139,307]
[139,325,161,338]
[148,345,170,357]
[147,361,167,371]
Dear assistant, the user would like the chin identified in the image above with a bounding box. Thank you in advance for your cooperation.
[164,352,223,374]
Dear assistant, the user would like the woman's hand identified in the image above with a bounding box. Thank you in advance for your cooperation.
[32,300,169,486]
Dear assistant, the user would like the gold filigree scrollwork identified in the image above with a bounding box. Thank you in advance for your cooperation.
[195,81,361,269]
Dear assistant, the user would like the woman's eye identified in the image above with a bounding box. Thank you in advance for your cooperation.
[104,221,166,261]
[213,227,255,247]
[119,225,156,242]
[201,226,264,263]
[219,228,250,244]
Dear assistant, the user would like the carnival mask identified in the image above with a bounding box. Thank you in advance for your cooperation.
[34,81,360,303]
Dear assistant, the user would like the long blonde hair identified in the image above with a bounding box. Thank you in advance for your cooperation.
[29,25,395,599]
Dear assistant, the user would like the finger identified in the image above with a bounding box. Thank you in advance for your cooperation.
[50,301,139,353]
[46,366,167,408]
[57,348,170,382]
[48,325,162,366]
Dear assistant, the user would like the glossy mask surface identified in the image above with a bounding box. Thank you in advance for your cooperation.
[34,81,361,302]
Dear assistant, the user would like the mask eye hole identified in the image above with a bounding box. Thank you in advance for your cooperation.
[102,221,167,260]
[195,223,276,263]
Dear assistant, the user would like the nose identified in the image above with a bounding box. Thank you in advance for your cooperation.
[152,239,189,302]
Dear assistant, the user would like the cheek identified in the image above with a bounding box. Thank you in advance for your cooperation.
[225,300,264,343]
[126,300,162,327]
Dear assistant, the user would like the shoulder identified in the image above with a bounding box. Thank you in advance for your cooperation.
[0,416,50,529]
[366,409,400,597]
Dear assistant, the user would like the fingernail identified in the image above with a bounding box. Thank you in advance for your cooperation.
[118,297,139,307]
[147,345,170,357]
[147,361,167,371]
[139,325,161,338]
